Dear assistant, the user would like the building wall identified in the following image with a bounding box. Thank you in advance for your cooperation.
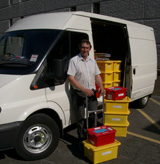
[0,0,160,68]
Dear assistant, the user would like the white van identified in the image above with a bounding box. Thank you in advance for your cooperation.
[0,12,157,160]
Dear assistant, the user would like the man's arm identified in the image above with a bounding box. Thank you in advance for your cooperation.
[68,75,94,96]
[95,74,104,94]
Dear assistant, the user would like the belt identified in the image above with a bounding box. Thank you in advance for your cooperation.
[75,89,81,92]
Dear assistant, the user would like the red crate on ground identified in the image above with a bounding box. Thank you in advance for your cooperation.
[87,125,116,147]
[105,87,127,100]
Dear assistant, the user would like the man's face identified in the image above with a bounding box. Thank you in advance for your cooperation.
[80,43,91,59]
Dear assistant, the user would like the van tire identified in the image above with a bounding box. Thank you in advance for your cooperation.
[137,96,149,108]
[15,113,60,160]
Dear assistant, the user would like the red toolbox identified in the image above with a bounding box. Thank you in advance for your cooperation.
[87,125,116,147]
[105,87,127,100]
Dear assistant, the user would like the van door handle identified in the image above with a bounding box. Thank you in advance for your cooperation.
[133,68,136,75]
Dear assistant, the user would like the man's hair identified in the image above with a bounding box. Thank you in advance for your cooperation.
[79,39,92,49]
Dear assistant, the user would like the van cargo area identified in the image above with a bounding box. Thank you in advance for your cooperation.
[91,19,131,97]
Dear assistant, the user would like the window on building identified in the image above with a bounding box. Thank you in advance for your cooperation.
[93,3,100,14]
[10,0,22,5]
[71,6,77,11]
[10,0,13,4]
[9,19,13,27]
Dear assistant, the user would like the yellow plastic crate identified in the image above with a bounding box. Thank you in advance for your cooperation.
[112,81,121,87]
[103,82,113,88]
[101,72,113,83]
[96,60,113,73]
[113,71,121,81]
[104,97,130,114]
[97,60,121,73]
[105,122,129,137]
[113,61,121,71]
[104,110,130,125]
[83,139,121,164]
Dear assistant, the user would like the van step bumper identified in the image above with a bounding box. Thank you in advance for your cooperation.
[0,121,23,151]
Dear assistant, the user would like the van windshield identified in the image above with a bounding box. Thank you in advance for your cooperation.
[0,29,61,74]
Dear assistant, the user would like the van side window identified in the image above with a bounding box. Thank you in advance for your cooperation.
[46,31,89,86]
[49,32,69,60]
[46,32,69,84]
[69,32,89,58]
[48,31,88,61]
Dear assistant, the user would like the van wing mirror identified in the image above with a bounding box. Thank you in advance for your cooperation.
[47,56,68,83]
[30,57,68,90]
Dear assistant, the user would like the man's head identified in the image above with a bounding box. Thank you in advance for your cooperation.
[79,39,92,60]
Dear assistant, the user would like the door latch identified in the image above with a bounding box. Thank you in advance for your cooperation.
[133,68,136,75]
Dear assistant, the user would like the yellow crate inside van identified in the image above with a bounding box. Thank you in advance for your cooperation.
[106,122,129,137]
[96,60,113,73]
[104,97,130,114]
[83,139,121,164]
[103,82,112,88]
[113,61,121,71]
[112,81,121,87]
[113,71,121,81]
[101,72,113,83]
[104,110,130,125]
[97,60,121,72]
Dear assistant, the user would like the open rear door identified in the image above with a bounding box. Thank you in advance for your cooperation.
[127,24,157,101]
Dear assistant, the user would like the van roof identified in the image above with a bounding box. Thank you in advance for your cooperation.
[7,11,152,32]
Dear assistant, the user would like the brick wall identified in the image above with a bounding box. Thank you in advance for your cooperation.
[0,0,159,68]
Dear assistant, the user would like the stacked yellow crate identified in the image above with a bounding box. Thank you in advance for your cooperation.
[83,139,121,164]
[104,97,130,137]
[96,59,130,137]
[96,60,121,88]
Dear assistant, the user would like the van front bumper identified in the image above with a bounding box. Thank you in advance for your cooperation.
[0,121,23,151]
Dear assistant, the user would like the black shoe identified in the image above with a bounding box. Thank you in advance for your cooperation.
[78,141,84,153]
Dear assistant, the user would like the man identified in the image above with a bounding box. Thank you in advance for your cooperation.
[67,39,104,141]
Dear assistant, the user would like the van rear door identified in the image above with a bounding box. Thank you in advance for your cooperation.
[127,24,157,101]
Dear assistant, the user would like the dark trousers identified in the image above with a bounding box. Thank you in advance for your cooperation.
[75,91,98,141]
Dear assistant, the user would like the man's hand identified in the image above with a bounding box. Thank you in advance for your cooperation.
[82,88,94,97]
[98,87,104,94]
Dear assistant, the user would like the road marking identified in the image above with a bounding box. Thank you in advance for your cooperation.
[127,131,160,144]
[137,109,160,130]
[150,98,160,106]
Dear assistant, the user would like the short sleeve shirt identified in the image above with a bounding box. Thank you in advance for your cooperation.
[67,54,101,90]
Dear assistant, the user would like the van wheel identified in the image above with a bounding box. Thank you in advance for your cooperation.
[15,113,60,160]
[137,96,149,108]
